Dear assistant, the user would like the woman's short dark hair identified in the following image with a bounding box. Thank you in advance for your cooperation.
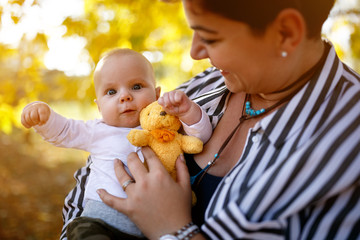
[187,0,335,38]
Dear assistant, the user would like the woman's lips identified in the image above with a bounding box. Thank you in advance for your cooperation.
[219,69,229,76]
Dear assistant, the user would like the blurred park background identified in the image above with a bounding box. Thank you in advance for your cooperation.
[0,0,359,239]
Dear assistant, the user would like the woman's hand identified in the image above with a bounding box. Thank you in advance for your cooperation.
[97,147,193,240]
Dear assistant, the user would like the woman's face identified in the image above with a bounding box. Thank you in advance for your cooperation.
[184,2,282,94]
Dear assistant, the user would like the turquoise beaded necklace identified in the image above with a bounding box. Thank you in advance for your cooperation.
[245,95,266,116]
[190,93,290,187]
[190,81,319,187]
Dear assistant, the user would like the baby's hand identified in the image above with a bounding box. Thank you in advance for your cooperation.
[21,102,51,128]
[158,90,192,117]
[158,90,202,126]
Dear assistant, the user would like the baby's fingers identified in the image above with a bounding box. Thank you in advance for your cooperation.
[21,102,50,128]
[37,107,50,125]
[173,90,186,104]
[21,112,33,128]
[31,110,42,124]
[21,110,39,128]
[158,92,173,108]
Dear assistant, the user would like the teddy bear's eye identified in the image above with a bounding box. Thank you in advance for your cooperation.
[160,111,167,116]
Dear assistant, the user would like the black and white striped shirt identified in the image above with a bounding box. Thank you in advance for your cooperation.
[61,44,360,240]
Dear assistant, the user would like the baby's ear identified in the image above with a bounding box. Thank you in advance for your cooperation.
[155,86,161,100]
[94,99,101,112]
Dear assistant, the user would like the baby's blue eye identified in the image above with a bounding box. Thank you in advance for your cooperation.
[132,84,142,90]
[107,89,117,95]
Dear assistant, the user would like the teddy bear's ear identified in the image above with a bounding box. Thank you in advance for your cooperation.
[140,102,153,117]
[139,101,182,131]
[139,101,157,126]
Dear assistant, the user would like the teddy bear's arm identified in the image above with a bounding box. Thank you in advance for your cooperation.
[127,129,151,147]
[180,135,203,154]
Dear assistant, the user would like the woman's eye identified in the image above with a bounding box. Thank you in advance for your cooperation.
[132,84,142,90]
[200,38,217,45]
[106,89,117,95]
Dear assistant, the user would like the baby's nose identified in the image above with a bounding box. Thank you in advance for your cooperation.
[120,96,132,102]
[119,91,133,103]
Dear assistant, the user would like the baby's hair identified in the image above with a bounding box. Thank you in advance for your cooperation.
[95,48,154,74]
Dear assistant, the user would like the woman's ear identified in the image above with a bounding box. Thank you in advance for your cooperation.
[274,8,306,57]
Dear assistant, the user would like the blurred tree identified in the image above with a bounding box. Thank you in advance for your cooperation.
[0,0,359,134]
[327,0,360,71]
[0,0,211,134]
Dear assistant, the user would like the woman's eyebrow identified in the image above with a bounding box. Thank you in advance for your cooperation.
[191,25,218,34]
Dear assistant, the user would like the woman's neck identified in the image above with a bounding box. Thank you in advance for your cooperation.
[258,39,325,104]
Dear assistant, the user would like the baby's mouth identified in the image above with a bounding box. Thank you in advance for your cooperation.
[121,109,135,114]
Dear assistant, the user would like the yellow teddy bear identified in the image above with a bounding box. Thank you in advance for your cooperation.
[127,101,203,181]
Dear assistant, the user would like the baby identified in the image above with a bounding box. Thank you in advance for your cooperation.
[21,48,212,239]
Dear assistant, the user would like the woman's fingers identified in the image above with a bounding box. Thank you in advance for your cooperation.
[114,159,129,180]
[100,148,193,239]
[113,158,137,192]
[126,151,150,179]
[175,154,191,189]
[97,189,126,212]
[100,160,133,213]
[140,147,167,173]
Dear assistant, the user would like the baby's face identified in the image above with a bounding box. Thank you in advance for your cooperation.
[94,54,159,128]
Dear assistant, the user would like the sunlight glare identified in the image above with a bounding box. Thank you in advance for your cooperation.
[44,35,92,76]
[0,0,89,75]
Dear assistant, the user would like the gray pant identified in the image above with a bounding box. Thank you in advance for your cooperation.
[67,217,147,240]
[78,199,144,238]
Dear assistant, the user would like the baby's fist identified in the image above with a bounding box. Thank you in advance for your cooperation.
[21,102,51,128]
[158,90,191,116]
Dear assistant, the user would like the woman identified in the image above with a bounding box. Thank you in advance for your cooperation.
[67,0,360,239]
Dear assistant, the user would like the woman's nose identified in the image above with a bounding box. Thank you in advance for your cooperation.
[190,32,209,60]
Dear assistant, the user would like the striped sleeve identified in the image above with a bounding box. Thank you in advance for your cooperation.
[177,67,229,128]
[176,67,225,99]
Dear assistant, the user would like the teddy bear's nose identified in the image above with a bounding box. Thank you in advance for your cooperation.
[160,111,167,116]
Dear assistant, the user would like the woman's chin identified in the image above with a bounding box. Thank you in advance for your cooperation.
[224,77,244,93]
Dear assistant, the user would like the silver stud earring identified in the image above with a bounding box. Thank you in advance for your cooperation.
[281,51,288,58]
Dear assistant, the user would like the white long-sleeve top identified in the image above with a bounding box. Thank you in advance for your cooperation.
[34,106,212,203]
